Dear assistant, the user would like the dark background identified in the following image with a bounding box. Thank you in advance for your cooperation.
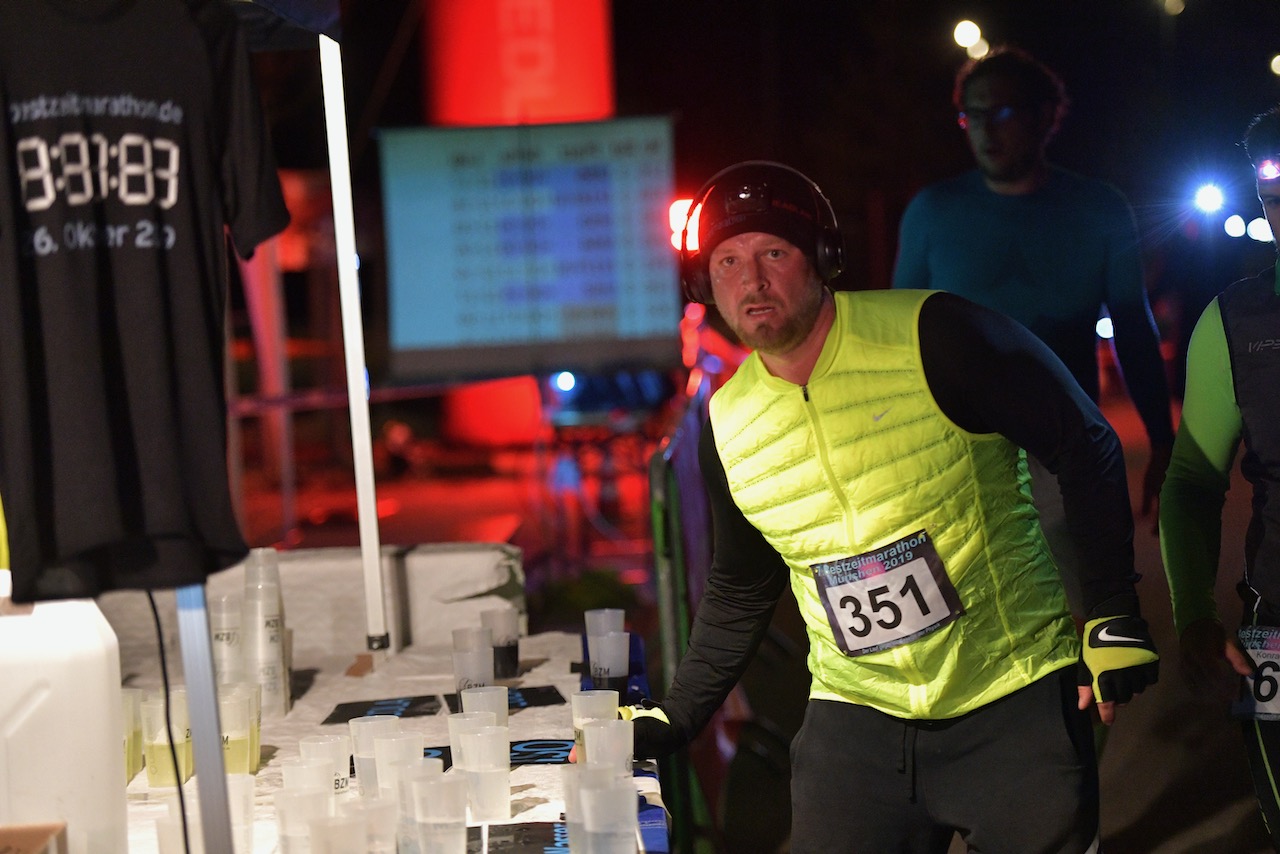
[250,0,1280,381]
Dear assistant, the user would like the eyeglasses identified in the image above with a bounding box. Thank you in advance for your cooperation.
[956,105,1020,131]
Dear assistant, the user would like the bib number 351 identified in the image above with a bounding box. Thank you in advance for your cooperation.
[812,530,964,657]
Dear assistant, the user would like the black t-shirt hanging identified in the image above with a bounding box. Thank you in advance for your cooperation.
[0,0,290,602]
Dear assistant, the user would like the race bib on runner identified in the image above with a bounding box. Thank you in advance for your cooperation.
[811,530,964,657]
[1233,626,1280,720]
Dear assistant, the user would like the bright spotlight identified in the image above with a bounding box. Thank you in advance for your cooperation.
[967,38,990,59]
[1247,217,1274,242]
[1194,184,1225,213]
[953,20,981,48]
[1271,54,1280,76]
[554,371,576,392]
[1095,317,1114,340]
[1224,215,1247,238]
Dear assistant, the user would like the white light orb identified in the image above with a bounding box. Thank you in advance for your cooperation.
[953,20,981,48]
[1194,184,1225,213]
[966,38,990,59]
[1224,215,1247,238]
[1247,217,1274,242]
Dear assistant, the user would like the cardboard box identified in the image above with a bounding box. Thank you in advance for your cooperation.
[0,823,68,854]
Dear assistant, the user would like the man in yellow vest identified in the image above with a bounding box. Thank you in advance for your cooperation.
[631,161,1159,853]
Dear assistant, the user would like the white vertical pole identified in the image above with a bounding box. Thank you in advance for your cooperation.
[176,584,234,853]
[318,34,389,651]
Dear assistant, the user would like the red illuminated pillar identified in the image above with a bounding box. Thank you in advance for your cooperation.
[423,0,615,127]
[423,0,616,446]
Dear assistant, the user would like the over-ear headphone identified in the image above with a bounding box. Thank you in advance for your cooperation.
[678,160,845,305]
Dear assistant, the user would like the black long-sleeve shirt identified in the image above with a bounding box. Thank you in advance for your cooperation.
[662,291,1137,739]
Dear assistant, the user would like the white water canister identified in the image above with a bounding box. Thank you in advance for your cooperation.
[0,570,127,854]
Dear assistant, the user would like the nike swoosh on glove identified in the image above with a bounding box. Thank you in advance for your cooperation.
[619,700,685,759]
[1081,611,1159,704]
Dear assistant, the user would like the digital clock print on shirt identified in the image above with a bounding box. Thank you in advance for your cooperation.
[0,0,289,602]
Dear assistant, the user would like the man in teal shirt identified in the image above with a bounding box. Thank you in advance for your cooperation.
[1160,104,1280,846]
[894,46,1174,614]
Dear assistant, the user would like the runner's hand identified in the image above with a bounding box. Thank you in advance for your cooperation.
[620,701,684,759]
[1080,608,1159,711]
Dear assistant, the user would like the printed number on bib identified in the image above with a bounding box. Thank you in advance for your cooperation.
[811,530,964,657]
[1234,626,1280,720]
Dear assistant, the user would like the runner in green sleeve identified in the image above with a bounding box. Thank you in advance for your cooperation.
[1160,103,1280,846]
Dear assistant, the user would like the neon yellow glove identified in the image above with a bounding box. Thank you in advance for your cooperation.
[619,701,683,758]
[1081,612,1159,704]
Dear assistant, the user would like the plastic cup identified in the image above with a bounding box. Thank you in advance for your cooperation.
[481,607,521,679]
[275,787,333,850]
[451,626,492,652]
[300,733,353,797]
[584,608,625,637]
[446,711,496,771]
[373,730,425,799]
[570,689,618,764]
[209,594,243,684]
[121,687,144,783]
[586,631,630,693]
[349,714,401,798]
[582,718,633,776]
[282,755,335,790]
[341,795,399,853]
[452,644,494,692]
[141,694,190,787]
[412,773,467,854]
[221,682,262,773]
[461,685,509,728]
[226,772,255,853]
[561,764,627,854]
[581,778,639,854]
[156,811,204,854]
[308,814,366,853]
[218,692,253,775]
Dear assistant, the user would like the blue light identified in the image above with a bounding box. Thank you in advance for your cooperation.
[554,371,576,392]
[1194,184,1225,213]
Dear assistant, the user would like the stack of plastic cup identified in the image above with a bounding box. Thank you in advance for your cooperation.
[208,594,243,684]
[460,724,511,822]
[242,549,289,720]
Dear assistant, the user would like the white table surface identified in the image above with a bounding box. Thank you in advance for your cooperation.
[124,631,662,853]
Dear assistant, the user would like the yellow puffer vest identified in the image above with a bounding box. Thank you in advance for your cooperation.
[709,289,1077,719]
